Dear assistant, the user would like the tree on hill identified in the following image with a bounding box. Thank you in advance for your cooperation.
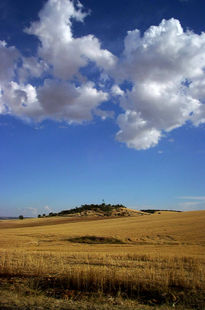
[58,203,126,216]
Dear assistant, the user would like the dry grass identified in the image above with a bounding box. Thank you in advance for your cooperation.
[0,210,205,309]
[0,282,190,310]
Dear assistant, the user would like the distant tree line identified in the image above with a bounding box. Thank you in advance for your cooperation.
[38,212,57,218]
[140,209,182,214]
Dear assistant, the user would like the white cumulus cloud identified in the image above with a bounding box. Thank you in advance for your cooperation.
[18,57,49,82]
[116,110,161,150]
[113,18,205,149]
[111,85,124,96]
[1,81,42,120]
[37,79,108,122]
[0,41,19,84]
[0,0,113,123]
[1,2,205,150]
[24,0,116,80]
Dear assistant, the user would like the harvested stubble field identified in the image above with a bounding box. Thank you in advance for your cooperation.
[0,210,205,309]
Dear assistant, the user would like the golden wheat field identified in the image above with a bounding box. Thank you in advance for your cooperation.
[0,210,205,309]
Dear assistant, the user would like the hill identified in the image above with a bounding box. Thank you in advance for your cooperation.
[47,203,145,217]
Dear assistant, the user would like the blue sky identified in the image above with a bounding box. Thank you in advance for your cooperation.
[0,0,205,216]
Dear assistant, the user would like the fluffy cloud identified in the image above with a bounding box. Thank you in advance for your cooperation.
[1,82,41,120]
[1,79,108,122]
[37,79,108,122]
[113,18,205,149]
[0,0,113,123]
[1,2,205,150]
[0,41,19,84]
[111,85,124,97]
[116,110,161,149]
[18,57,49,82]
[25,0,116,80]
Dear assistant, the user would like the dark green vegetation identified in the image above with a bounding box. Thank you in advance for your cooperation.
[67,236,125,244]
[140,209,182,214]
[39,203,127,217]
[59,203,126,215]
